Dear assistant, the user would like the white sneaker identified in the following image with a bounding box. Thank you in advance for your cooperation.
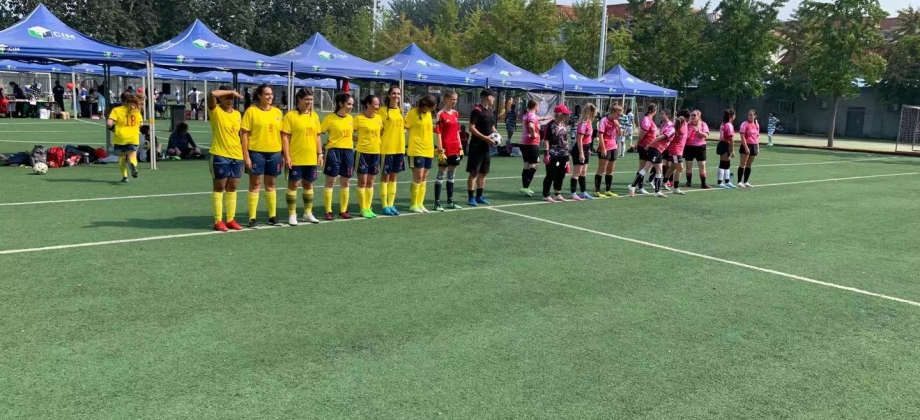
[744,182,753,188]
[629,186,636,197]
[638,188,650,195]
[288,215,299,226]
[664,183,672,191]
[674,188,685,195]
[654,192,668,198]
[737,183,747,188]
[570,193,583,201]
[303,213,320,224]
[420,207,430,213]
[543,196,556,203]
[554,194,567,202]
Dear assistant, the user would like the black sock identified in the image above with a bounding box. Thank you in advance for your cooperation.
[523,168,536,189]
[700,175,707,187]
[594,174,602,192]
[468,189,474,200]
[647,168,656,183]
[570,178,578,194]
[521,169,529,188]
[744,167,751,183]
[686,173,692,185]
[476,188,484,198]
[578,176,586,193]
[543,174,553,197]
[528,167,537,185]
[738,167,744,183]
[632,172,644,188]
[434,182,442,204]
[654,177,662,193]
[605,174,612,191]
[446,180,454,203]
[717,178,723,185]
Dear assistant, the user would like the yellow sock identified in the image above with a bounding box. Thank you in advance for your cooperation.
[128,154,138,167]
[339,188,350,213]
[118,156,128,178]
[419,182,427,207]
[303,188,314,215]
[225,191,237,222]
[248,192,260,220]
[356,187,366,210]
[366,186,374,211]
[211,192,224,223]
[410,183,419,207]
[286,191,298,217]
[265,190,277,218]
[379,182,388,207]
[324,188,334,214]
[388,181,397,207]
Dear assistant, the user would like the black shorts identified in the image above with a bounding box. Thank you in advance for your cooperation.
[740,143,759,156]
[439,154,463,167]
[647,148,663,164]
[597,149,617,161]
[637,146,649,161]
[570,144,591,165]
[716,142,732,156]
[683,145,706,161]
[466,149,491,175]
[520,145,540,164]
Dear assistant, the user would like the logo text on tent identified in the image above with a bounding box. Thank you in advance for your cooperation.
[0,44,21,54]
[415,59,440,68]
[318,51,347,60]
[499,70,522,78]
[28,26,75,40]
[256,60,270,69]
[415,73,427,80]
[192,39,230,49]
[103,51,124,58]
[176,55,194,64]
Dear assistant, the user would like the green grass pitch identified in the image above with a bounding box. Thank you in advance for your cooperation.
[2,119,920,419]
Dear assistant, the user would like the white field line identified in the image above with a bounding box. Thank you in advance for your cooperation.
[489,206,920,308]
[0,171,914,256]
[1,156,902,207]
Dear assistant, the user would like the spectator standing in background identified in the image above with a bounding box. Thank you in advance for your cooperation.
[187,88,201,120]
[53,81,65,113]
[767,112,779,146]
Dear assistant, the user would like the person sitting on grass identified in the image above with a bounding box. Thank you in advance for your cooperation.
[167,122,202,159]
[139,125,164,162]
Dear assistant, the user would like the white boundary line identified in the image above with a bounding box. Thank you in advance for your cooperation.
[0,171,914,256]
[2,157,905,207]
[488,207,920,308]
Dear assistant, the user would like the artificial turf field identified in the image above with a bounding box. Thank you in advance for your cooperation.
[2,118,920,419]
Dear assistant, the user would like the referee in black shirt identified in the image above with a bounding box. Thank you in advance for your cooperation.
[465,89,498,206]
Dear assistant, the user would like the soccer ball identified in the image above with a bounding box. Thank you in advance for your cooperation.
[33,162,48,175]
[489,132,504,146]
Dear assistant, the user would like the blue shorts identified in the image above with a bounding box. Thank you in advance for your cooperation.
[288,165,318,182]
[114,144,139,152]
[410,156,433,170]
[324,148,354,178]
[248,151,282,176]
[356,152,380,175]
[211,155,244,180]
[382,154,406,174]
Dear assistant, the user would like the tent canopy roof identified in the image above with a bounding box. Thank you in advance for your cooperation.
[463,54,562,92]
[146,20,289,73]
[277,33,397,81]
[0,59,71,74]
[540,60,622,96]
[598,65,677,98]
[377,43,485,87]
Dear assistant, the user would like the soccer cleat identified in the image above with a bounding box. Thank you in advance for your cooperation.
[581,192,595,200]
[520,188,533,197]
[674,188,686,195]
[390,206,400,216]
[121,177,129,183]
[248,219,258,229]
[214,221,229,232]
[339,212,352,220]
[288,215,299,226]
[554,194,567,202]
[570,193,583,201]
[637,188,650,195]
[594,192,607,198]
[381,207,394,216]
[129,162,138,178]
[725,182,737,188]
[737,183,747,189]
[684,182,692,188]
[543,196,556,203]
[475,196,490,205]
[226,220,243,230]
[446,202,463,210]
[664,183,672,191]
[409,205,423,213]
[654,192,668,198]
[701,184,712,190]
[666,181,673,188]
[420,207,430,214]
[605,191,618,198]
[435,205,445,212]
[303,213,320,224]
[367,210,378,218]
[324,212,335,220]
[468,198,478,207]
[744,182,753,188]
[719,183,730,189]
[526,188,535,196]
[361,209,375,219]
[629,186,636,197]
[267,216,281,226]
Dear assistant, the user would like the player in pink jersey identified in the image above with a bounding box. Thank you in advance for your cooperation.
[630,110,675,198]
[593,104,622,198]
[738,109,759,188]
[716,109,737,188]
[635,104,659,184]
[683,110,711,189]
[664,115,688,195]
[434,90,464,211]
[518,100,542,197]
[570,103,597,201]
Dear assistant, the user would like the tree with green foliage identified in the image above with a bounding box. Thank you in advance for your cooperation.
[430,0,465,67]
[321,7,376,60]
[627,0,707,91]
[699,0,785,108]
[878,7,920,105]
[793,0,887,146]
[766,20,811,134]
[465,0,561,73]
[372,13,435,62]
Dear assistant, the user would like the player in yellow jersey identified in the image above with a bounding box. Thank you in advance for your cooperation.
[241,84,284,228]
[379,85,405,216]
[320,93,355,220]
[406,95,437,213]
[207,86,245,232]
[354,94,383,219]
[106,93,144,183]
[282,89,323,226]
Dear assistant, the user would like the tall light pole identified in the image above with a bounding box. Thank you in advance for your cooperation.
[597,0,608,79]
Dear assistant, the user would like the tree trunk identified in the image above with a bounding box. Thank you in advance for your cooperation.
[827,96,839,148]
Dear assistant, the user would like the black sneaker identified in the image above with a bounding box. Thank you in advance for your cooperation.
[248,218,258,229]
[267,216,280,226]
[129,162,138,178]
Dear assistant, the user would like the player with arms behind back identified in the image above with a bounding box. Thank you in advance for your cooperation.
[594,104,623,198]
[716,109,737,188]
[320,93,356,220]
[207,86,245,232]
[466,89,498,206]
[434,90,464,211]
[107,93,144,183]
[354,94,383,219]
[281,89,323,225]
[406,95,437,213]
[241,84,284,228]
[379,85,405,216]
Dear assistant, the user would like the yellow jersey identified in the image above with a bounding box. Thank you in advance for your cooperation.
[380,107,405,155]
[241,106,283,153]
[405,108,434,158]
[109,105,142,146]
[281,110,322,166]
[354,113,383,154]
[209,106,243,160]
[321,113,354,150]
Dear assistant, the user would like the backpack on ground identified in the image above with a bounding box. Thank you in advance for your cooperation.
[30,145,47,166]
[47,146,65,168]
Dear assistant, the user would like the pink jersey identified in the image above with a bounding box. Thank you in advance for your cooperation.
[668,124,688,156]
[576,121,593,145]
[597,116,619,150]
[520,112,540,145]
[740,121,760,144]
[639,115,657,147]
[720,123,735,142]
[651,120,674,152]
[686,121,709,146]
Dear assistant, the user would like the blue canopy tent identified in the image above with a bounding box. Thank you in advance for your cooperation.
[0,60,71,73]
[145,20,289,74]
[198,71,258,84]
[598,65,677,98]
[463,54,562,92]
[278,33,397,83]
[540,60,622,97]
[377,43,485,88]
